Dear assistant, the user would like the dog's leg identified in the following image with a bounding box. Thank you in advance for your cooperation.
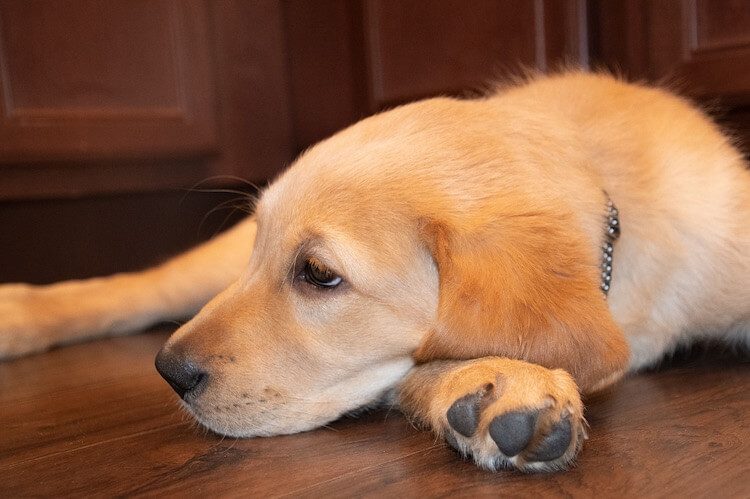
[397,357,586,472]
[0,217,256,359]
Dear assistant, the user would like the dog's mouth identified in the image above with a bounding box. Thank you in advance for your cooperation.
[174,358,413,438]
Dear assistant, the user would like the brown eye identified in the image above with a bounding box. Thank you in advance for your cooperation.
[302,259,342,288]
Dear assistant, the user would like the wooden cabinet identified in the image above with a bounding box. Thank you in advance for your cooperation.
[3,0,750,282]
[3,0,750,201]
[0,0,590,200]
[362,0,586,108]
[655,0,750,103]
[0,0,294,199]
[283,0,588,150]
[0,1,217,161]
[590,0,750,151]
[592,1,750,101]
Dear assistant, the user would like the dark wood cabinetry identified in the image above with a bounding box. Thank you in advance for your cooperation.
[6,0,746,198]
[590,0,750,151]
[2,1,750,281]
[0,0,591,199]
[0,1,218,161]
[362,0,586,107]
[0,0,294,199]
[282,0,587,150]
[591,0,750,103]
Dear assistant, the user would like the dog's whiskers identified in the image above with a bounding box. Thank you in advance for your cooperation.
[198,196,254,236]
[189,174,263,192]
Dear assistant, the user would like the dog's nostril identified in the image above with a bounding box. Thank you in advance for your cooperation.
[155,347,208,399]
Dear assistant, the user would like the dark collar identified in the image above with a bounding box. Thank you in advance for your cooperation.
[600,195,620,296]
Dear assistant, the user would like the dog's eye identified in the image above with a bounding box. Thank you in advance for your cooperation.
[302,259,342,289]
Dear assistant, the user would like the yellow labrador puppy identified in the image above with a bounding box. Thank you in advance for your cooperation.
[1,72,748,472]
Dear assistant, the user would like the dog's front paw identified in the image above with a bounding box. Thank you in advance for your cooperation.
[433,358,586,472]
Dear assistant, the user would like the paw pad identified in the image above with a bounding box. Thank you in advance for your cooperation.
[446,392,482,437]
[526,415,572,462]
[446,383,493,437]
[444,390,579,469]
[488,410,538,457]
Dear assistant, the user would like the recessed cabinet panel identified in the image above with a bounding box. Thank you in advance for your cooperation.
[0,0,218,161]
[363,0,537,107]
[695,0,750,51]
[594,0,750,104]
[679,0,750,102]
[362,0,587,108]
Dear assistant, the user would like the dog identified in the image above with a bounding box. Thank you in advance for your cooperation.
[1,72,748,472]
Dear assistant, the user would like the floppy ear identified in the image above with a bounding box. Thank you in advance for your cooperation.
[414,208,629,392]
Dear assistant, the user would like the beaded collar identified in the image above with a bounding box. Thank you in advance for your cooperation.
[600,195,620,297]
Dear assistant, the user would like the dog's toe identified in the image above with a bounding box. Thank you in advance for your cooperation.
[527,415,573,462]
[446,389,486,437]
[489,409,538,457]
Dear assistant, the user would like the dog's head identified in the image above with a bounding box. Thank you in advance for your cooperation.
[155,96,627,437]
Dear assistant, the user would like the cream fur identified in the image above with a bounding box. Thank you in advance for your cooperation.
[1,72,747,471]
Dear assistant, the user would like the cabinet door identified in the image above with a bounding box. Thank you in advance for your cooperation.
[650,0,750,103]
[283,0,588,151]
[362,0,588,109]
[0,1,295,199]
[591,0,750,103]
[590,0,750,148]
[0,0,217,161]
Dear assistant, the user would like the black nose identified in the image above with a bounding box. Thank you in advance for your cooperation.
[155,347,208,399]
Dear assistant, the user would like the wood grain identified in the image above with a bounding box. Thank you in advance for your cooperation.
[0,329,747,497]
[0,0,218,162]
[0,1,293,199]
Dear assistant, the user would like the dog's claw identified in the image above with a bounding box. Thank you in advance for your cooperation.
[489,410,538,457]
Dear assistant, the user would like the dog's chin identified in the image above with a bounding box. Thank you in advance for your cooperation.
[182,402,339,438]
[181,388,400,439]
[179,394,380,438]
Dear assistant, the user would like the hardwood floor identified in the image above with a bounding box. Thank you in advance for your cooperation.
[1,327,748,497]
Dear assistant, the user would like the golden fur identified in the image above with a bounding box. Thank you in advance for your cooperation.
[1,72,748,472]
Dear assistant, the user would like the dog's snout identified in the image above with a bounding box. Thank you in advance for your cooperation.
[155,347,208,399]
